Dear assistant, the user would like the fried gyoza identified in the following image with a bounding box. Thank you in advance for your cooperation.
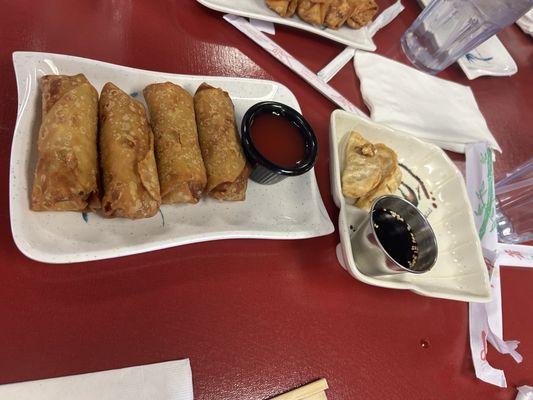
[297,0,332,25]
[324,0,356,29]
[266,0,299,17]
[356,144,402,210]
[341,131,382,199]
[265,0,378,29]
[347,0,378,29]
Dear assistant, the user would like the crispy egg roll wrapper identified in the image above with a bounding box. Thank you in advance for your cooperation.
[31,74,100,211]
[144,82,207,204]
[99,82,161,219]
[193,83,249,201]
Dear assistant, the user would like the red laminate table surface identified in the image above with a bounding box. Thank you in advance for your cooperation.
[0,1,532,399]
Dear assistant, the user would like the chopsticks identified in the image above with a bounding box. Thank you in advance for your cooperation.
[269,378,329,400]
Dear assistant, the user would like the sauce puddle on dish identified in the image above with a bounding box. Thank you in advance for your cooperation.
[250,112,306,168]
[399,163,437,209]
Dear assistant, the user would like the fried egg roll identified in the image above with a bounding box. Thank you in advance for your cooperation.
[144,82,207,204]
[99,82,161,218]
[31,74,100,211]
[193,83,249,201]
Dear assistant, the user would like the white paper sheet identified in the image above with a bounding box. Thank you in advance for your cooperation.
[355,52,501,153]
[517,385,533,400]
[0,359,193,400]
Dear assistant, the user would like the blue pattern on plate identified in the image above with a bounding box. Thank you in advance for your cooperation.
[465,53,493,63]
[82,212,88,223]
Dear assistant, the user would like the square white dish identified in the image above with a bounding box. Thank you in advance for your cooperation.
[10,51,334,264]
[330,110,491,302]
[196,0,376,51]
[417,0,517,80]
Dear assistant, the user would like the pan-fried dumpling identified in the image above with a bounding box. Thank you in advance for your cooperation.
[347,0,378,29]
[341,131,382,199]
[355,144,402,210]
[324,0,356,29]
[266,0,299,17]
[297,0,332,25]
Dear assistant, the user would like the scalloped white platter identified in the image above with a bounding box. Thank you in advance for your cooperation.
[330,110,491,302]
[196,0,376,51]
[10,51,334,264]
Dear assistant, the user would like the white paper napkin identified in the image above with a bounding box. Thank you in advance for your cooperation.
[517,8,533,36]
[354,51,501,153]
[0,359,193,400]
[517,385,533,400]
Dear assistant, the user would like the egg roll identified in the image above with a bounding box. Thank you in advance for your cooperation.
[144,82,207,204]
[31,74,100,211]
[193,83,249,201]
[99,82,161,218]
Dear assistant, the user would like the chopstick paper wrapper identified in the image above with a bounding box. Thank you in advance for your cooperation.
[0,359,193,400]
[466,143,533,388]
[223,14,366,118]
[317,1,405,82]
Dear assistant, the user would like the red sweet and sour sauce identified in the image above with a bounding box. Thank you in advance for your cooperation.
[250,112,306,169]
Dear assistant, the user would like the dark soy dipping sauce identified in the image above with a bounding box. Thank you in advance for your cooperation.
[250,112,306,168]
[373,208,419,269]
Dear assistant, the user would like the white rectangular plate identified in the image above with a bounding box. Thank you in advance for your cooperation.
[330,110,491,302]
[196,0,376,51]
[10,51,334,264]
[418,0,517,80]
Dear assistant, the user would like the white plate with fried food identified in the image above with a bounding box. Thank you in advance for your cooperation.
[330,110,491,302]
[9,51,334,264]
[196,0,379,50]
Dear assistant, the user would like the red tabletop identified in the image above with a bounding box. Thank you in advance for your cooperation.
[1,1,532,399]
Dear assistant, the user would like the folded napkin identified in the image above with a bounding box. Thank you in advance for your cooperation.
[517,8,533,36]
[0,359,193,400]
[354,51,501,153]
[516,385,533,400]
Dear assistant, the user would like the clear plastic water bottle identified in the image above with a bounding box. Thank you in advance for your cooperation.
[401,0,533,74]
